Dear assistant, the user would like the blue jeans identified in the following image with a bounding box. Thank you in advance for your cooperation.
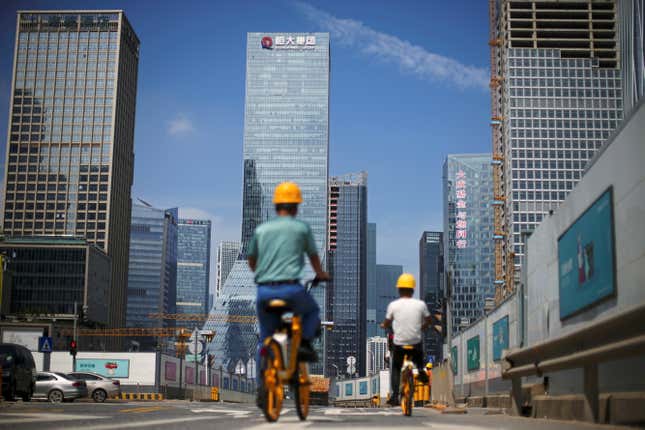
[256,283,320,384]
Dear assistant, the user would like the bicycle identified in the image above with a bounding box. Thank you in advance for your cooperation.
[258,278,329,422]
[399,345,417,416]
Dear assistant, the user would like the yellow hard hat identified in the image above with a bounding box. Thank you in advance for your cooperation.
[426,363,433,369]
[273,182,303,204]
[396,273,416,289]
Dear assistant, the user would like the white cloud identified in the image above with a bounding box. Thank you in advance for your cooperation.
[167,113,195,135]
[294,2,489,91]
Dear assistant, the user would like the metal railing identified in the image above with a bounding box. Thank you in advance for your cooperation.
[502,303,645,422]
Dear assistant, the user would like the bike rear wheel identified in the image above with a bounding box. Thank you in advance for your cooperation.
[294,361,310,421]
[400,369,414,416]
[260,340,284,422]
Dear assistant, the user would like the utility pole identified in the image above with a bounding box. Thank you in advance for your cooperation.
[73,301,78,371]
[194,327,198,386]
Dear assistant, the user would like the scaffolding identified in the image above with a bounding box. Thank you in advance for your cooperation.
[490,0,509,304]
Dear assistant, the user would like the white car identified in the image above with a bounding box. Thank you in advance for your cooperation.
[68,371,121,402]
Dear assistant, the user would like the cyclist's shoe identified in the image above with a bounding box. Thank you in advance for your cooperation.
[417,371,429,384]
[256,388,265,409]
[386,395,400,407]
[297,339,318,362]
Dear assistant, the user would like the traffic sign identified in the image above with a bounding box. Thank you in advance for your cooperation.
[188,334,204,355]
[346,356,356,365]
[38,336,53,353]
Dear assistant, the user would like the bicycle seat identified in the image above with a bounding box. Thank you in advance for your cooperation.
[265,299,293,314]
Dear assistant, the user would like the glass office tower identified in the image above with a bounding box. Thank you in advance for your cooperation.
[326,172,368,377]
[443,154,494,333]
[126,203,177,350]
[1,11,139,332]
[206,33,330,375]
[419,231,443,362]
[216,240,240,298]
[374,264,403,334]
[176,219,211,326]
[366,223,377,338]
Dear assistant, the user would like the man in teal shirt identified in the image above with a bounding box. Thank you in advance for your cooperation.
[247,181,329,363]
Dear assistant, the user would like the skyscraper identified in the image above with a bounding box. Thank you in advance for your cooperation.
[326,172,368,377]
[375,264,403,334]
[419,231,443,362]
[443,154,494,333]
[1,11,140,331]
[216,240,240,298]
[490,0,623,302]
[366,223,377,338]
[126,202,177,350]
[366,336,389,376]
[176,219,211,324]
[206,33,330,375]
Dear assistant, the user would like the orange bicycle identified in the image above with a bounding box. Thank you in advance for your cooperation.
[258,278,329,422]
[399,345,416,416]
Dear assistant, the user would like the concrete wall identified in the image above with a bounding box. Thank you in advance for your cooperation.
[525,100,645,394]
[450,293,519,397]
[36,351,157,386]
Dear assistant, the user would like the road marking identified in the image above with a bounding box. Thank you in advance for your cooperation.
[118,406,165,414]
[0,412,106,424]
[71,416,219,430]
[190,406,253,417]
[323,407,403,416]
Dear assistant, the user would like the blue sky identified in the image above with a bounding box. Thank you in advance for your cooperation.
[0,0,491,293]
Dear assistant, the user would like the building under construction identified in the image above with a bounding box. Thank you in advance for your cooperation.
[489,0,624,302]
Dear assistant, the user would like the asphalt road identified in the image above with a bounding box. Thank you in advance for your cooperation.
[0,400,637,429]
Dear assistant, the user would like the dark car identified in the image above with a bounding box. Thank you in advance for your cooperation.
[0,343,36,401]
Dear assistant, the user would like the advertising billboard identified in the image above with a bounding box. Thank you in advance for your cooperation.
[492,315,509,361]
[467,335,480,371]
[558,187,616,319]
[75,358,129,378]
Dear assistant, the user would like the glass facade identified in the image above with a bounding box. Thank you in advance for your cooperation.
[443,154,494,333]
[504,49,623,266]
[0,238,110,323]
[206,33,330,375]
[419,231,443,362]
[375,264,402,335]
[326,173,367,377]
[126,203,178,350]
[176,219,211,326]
[216,240,240,298]
[366,223,377,338]
[1,12,140,332]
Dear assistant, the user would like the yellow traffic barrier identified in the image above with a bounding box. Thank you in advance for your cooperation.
[210,387,219,401]
[118,392,164,401]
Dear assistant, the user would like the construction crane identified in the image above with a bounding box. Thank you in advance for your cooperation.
[59,327,185,337]
[147,313,257,324]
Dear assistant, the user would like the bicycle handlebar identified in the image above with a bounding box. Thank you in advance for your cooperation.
[304,277,329,292]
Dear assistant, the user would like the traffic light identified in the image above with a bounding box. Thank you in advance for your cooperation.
[207,354,214,368]
[82,305,89,323]
[69,340,77,357]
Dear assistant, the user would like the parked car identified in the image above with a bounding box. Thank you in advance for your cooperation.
[33,371,88,403]
[0,343,36,401]
[68,371,121,402]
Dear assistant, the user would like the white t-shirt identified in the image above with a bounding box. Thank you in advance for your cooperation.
[386,297,430,346]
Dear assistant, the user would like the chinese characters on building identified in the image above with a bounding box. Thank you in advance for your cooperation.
[455,170,468,249]
[274,35,316,49]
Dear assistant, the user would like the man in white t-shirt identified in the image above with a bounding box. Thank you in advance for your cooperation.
[381,273,431,406]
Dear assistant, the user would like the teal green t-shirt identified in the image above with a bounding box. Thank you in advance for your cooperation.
[247,216,318,284]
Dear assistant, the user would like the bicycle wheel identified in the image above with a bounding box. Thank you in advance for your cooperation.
[294,361,310,421]
[260,340,284,422]
[400,369,414,416]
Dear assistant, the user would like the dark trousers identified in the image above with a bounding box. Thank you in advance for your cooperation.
[390,343,425,396]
